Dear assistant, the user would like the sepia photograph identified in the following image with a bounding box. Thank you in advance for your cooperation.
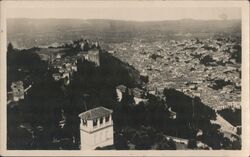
[0,0,249,156]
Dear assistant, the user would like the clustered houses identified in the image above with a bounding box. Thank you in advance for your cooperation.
[49,40,101,84]
[110,36,241,110]
[71,39,101,66]
[215,101,241,111]
[132,87,148,105]
[71,39,100,51]
[116,85,148,105]
[50,54,78,85]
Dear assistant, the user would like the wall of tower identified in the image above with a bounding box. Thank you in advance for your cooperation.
[79,114,113,150]
[80,125,113,150]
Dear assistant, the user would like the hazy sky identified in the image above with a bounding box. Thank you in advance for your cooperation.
[5,1,241,21]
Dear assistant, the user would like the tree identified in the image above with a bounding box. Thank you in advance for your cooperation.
[121,88,135,105]
[156,138,170,150]
[222,137,231,149]
[232,139,241,150]
[155,136,177,150]
[218,108,241,126]
[188,139,197,149]
[83,40,90,51]
[7,42,14,52]
[168,138,177,150]
[236,127,241,135]
[200,55,215,66]
[131,129,152,150]
[200,127,224,150]
[163,88,216,140]
[115,134,129,150]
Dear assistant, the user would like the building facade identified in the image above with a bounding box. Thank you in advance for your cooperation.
[78,107,113,150]
[11,81,25,101]
[77,49,100,66]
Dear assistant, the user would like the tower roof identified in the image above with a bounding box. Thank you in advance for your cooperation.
[116,85,127,92]
[79,106,112,120]
[11,81,24,88]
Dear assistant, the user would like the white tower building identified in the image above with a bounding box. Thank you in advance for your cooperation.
[79,106,113,150]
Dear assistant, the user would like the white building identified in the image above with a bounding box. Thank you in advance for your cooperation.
[78,107,113,150]
[132,88,148,105]
[116,85,127,102]
[11,81,25,101]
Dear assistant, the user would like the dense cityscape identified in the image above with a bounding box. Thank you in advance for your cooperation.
[108,36,241,110]
[7,19,241,150]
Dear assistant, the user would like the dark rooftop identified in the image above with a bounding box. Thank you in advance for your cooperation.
[79,106,112,120]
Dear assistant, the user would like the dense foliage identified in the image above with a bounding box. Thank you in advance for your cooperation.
[7,44,143,150]
[218,108,241,126]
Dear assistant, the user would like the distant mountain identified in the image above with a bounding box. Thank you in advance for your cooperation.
[7,18,241,49]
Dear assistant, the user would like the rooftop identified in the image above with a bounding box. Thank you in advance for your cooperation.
[79,106,112,120]
[116,85,127,92]
[11,81,24,88]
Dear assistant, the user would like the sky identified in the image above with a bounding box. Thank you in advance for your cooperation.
[5,1,241,21]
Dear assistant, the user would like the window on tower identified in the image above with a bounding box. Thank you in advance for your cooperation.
[93,119,97,127]
[105,115,110,122]
[83,119,87,126]
[100,117,103,125]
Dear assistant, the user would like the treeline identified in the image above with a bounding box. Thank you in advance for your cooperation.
[163,88,241,150]
[114,87,241,150]
[112,87,236,150]
[7,43,48,89]
[113,91,176,150]
[7,43,63,149]
[218,108,241,127]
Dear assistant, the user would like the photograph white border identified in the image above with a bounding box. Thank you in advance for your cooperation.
[0,1,249,156]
